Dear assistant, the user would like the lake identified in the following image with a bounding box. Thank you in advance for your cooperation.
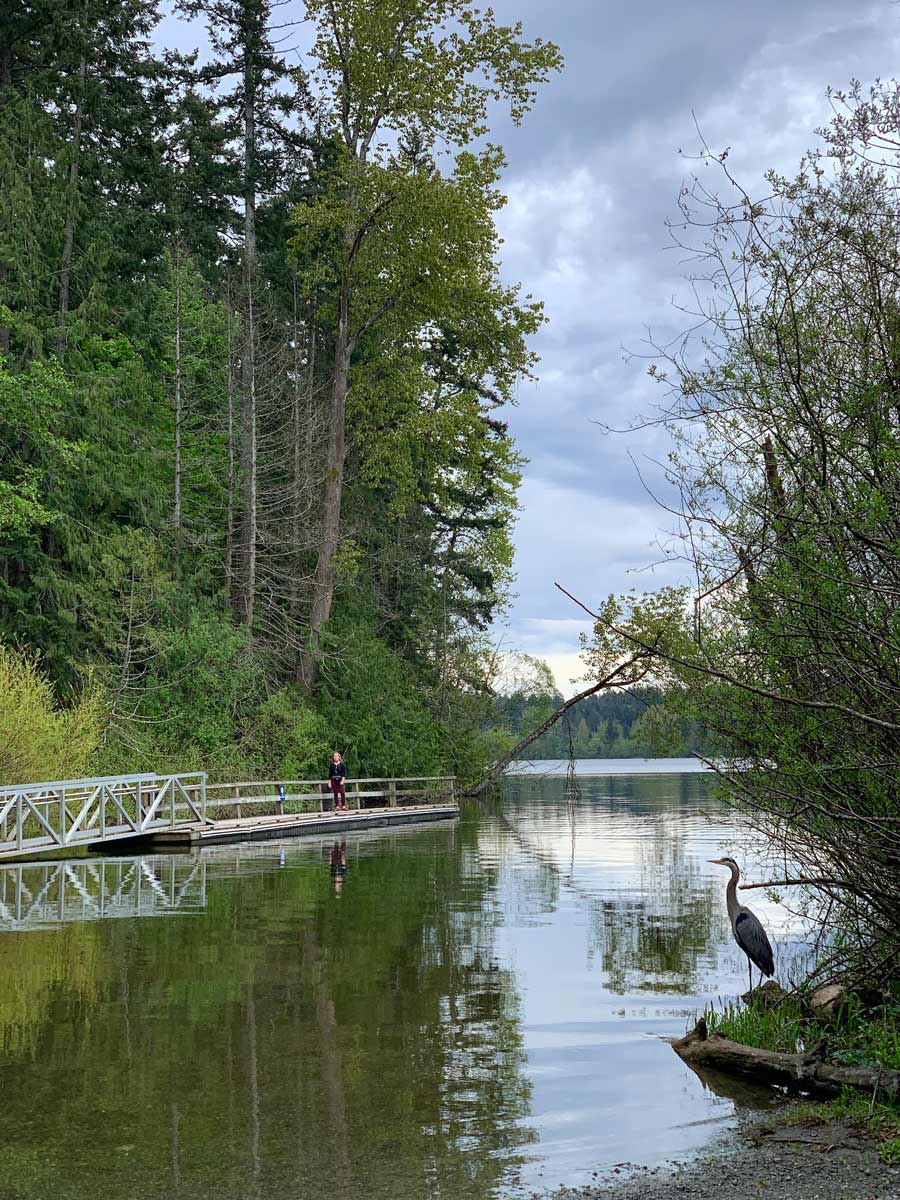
[0,763,803,1199]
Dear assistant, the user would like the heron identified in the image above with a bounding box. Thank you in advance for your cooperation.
[709,856,775,995]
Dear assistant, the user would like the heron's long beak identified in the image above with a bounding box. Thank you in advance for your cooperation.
[707,858,726,865]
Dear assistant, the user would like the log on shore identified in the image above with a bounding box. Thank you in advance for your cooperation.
[670,1018,900,1098]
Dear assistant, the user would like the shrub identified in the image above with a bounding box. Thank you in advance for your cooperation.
[0,643,104,784]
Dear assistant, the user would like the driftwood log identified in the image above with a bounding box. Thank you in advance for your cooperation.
[671,1018,900,1098]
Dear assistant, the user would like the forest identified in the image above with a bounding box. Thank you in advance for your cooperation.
[0,0,562,785]
[491,686,711,759]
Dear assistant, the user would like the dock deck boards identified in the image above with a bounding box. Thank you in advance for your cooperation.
[112,803,459,850]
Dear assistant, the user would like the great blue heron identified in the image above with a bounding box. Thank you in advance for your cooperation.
[709,856,775,994]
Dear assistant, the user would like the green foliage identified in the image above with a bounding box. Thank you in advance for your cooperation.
[0,0,557,787]
[99,608,267,778]
[280,702,333,780]
[0,643,104,785]
[316,613,447,778]
[0,359,82,538]
[704,995,807,1054]
[303,0,562,147]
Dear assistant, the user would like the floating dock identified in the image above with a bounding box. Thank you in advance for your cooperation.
[131,802,459,850]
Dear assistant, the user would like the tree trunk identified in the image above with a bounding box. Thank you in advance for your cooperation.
[57,56,87,356]
[238,51,258,629]
[300,283,350,688]
[290,279,314,631]
[0,37,10,356]
[671,1018,900,1098]
[225,294,235,604]
[173,248,183,528]
[466,657,651,798]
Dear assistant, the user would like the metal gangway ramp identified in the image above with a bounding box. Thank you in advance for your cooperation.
[0,773,207,860]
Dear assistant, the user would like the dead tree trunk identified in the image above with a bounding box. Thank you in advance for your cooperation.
[56,55,87,356]
[290,277,314,631]
[671,1019,900,1098]
[237,51,258,629]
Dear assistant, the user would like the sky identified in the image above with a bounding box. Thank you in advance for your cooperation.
[480,0,900,693]
[158,0,900,694]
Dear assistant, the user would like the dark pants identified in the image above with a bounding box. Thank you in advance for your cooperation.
[330,779,346,808]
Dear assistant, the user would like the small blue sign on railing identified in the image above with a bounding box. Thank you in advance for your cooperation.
[278,784,286,807]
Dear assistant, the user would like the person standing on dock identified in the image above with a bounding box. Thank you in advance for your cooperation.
[328,752,348,812]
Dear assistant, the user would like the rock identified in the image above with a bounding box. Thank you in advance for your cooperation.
[810,984,847,1020]
[741,979,787,1007]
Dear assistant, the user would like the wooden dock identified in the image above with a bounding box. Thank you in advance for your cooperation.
[136,802,459,849]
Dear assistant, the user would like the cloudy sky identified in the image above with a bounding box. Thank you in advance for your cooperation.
[478,0,900,692]
[160,1,900,693]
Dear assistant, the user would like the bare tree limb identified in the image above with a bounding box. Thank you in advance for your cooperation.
[465,654,652,798]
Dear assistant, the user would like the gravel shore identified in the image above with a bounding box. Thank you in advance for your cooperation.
[544,1109,900,1200]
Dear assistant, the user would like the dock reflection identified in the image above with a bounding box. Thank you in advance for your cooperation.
[0,856,208,930]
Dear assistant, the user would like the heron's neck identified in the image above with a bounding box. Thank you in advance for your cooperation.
[725,864,741,921]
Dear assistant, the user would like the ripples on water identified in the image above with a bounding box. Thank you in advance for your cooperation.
[0,763,806,1199]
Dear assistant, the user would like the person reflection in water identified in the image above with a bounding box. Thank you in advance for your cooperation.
[329,840,347,896]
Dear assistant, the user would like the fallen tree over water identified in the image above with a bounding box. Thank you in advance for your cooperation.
[671,1018,900,1099]
[466,643,654,798]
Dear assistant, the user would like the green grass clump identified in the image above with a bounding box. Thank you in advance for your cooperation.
[704,994,808,1054]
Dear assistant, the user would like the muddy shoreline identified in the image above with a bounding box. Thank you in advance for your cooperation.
[543,1108,900,1200]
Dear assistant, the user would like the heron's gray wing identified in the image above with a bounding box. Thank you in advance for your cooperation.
[734,909,775,976]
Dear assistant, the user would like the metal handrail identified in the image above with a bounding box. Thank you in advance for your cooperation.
[203,775,455,790]
[0,772,456,860]
[0,771,206,798]
[0,772,208,860]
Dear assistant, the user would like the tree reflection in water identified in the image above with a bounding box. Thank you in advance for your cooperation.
[0,820,536,1200]
[0,769,775,1200]
[499,772,732,995]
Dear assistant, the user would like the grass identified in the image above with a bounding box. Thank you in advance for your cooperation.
[703,984,900,1162]
[704,993,808,1053]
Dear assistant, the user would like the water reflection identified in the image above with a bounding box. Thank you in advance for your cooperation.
[0,769,802,1200]
[0,856,207,930]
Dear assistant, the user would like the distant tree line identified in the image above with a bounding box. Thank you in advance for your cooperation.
[491,685,713,759]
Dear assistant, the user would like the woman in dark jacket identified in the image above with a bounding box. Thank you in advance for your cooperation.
[328,752,348,812]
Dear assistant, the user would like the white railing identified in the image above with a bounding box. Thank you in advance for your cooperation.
[0,772,456,860]
[0,773,208,860]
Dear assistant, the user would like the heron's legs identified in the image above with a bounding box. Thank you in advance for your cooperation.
[748,960,753,998]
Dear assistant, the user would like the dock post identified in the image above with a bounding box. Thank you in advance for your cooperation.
[354,782,361,810]
[233,785,241,819]
[388,779,397,808]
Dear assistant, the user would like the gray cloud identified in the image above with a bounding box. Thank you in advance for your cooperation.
[482,0,900,688]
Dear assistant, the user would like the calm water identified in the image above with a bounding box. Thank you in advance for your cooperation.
[0,766,803,1199]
